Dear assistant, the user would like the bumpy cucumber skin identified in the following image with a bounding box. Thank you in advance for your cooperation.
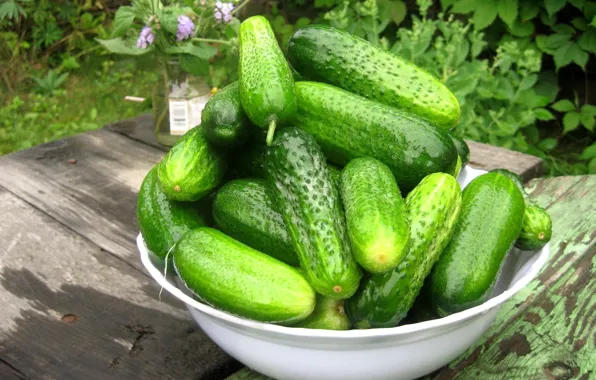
[212,179,298,266]
[137,167,206,259]
[293,295,351,330]
[203,82,252,148]
[449,134,470,166]
[516,205,552,251]
[173,227,315,324]
[265,127,362,300]
[339,157,410,273]
[490,169,526,198]
[346,173,462,328]
[288,25,460,129]
[157,127,227,201]
[429,172,525,316]
[294,82,458,192]
[238,16,297,133]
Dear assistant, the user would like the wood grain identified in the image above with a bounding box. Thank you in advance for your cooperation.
[0,129,164,271]
[0,188,238,380]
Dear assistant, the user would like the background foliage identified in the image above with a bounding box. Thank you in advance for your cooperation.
[0,0,594,174]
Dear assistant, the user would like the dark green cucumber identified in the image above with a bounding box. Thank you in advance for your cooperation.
[173,227,315,324]
[294,81,458,192]
[202,81,252,148]
[293,295,350,330]
[212,179,298,266]
[339,157,410,273]
[346,173,462,328]
[452,155,462,178]
[239,16,297,145]
[449,134,470,166]
[288,25,460,129]
[137,167,206,260]
[265,127,362,299]
[157,126,227,201]
[429,172,525,316]
[516,205,552,251]
[490,169,525,198]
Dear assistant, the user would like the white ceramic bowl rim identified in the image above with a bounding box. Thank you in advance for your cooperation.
[139,191,549,340]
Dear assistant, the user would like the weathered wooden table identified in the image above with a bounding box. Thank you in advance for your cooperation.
[0,115,593,380]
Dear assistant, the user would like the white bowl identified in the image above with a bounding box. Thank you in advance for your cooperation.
[137,166,549,380]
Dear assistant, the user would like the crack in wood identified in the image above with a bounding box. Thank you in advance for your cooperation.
[0,357,30,380]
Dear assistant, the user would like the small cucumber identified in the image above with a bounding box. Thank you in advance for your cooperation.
[429,172,525,316]
[449,134,470,166]
[212,179,298,266]
[265,127,362,299]
[346,173,462,328]
[293,295,350,330]
[339,157,410,273]
[202,81,252,148]
[516,204,552,251]
[294,81,458,192]
[239,16,297,145]
[137,167,206,260]
[288,25,460,129]
[173,227,315,324]
[157,127,227,201]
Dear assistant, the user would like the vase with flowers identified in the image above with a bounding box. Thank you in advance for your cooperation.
[98,0,250,146]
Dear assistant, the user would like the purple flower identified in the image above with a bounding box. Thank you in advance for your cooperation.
[214,1,234,23]
[176,15,195,41]
[136,26,155,49]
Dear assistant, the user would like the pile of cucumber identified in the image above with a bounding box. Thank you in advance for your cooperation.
[137,16,552,330]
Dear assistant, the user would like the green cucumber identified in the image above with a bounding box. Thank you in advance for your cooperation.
[294,81,458,192]
[339,157,410,273]
[173,227,315,324]
[429,172,525,316]
[346,173,462,328]
[239,16,297,145]
[202,81,252,148]
[157,126,227,201]
[137,167,206,260]
[452,155,462,178]
[212,179,298,266]
[293,295,350,330]
[288,25,460,129]
[490,169,525,198]
[449,134,470,166]
[265,127,362,299]
[516,205,552,251]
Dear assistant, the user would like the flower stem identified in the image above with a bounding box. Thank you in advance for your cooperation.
[231,0,251,15]
[192,37,232,45]
[266,119,277,146]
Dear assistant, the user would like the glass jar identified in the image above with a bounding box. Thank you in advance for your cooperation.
[152,58,212,146]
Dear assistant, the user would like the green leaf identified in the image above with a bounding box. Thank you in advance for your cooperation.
[578,28,596,53]
[96,37,154,56]
[451,0,480,13]
[520,2,540,21]
[510,18,535,37]
[552,24,575,34]
[586,3,596,19]
[541,10,557,26]
[563,111,580,133]
[579,143,596,160]
[539,138,558,151]
[592,15,596,27]
[572,17,588,31]
[61,56,80,70]
[524,125,540,143]
[545,0,567,17]
[179,54,209,76]
[552,99,576,112]
[441,0,458,7]
[473,2,498,29]
[519,74,538,91]
[111,6,136,38]
[165,42,217,60]
[535,72,560,102]
[389,0,407,25]
[569,0,585,9]
[158,7,193,35]
[554,42,588,69]
[581,104,596,116]
[579,112,595,131]
[589,157,596,174]
[535,108,555,120]
[537,33,572,54]
[498,0,518,27]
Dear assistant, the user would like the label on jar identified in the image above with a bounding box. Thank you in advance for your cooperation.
[169,94,211,135]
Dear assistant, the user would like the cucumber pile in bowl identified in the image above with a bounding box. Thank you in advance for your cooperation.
[137,16,552,330]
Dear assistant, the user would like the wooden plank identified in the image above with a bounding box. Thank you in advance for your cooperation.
[225,176,595,380]
[107,115,543,181]
[432,175,596,379]
[0,188,238,380]
[0,129,164,271]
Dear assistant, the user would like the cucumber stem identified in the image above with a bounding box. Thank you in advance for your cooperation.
[266,119,277,146]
